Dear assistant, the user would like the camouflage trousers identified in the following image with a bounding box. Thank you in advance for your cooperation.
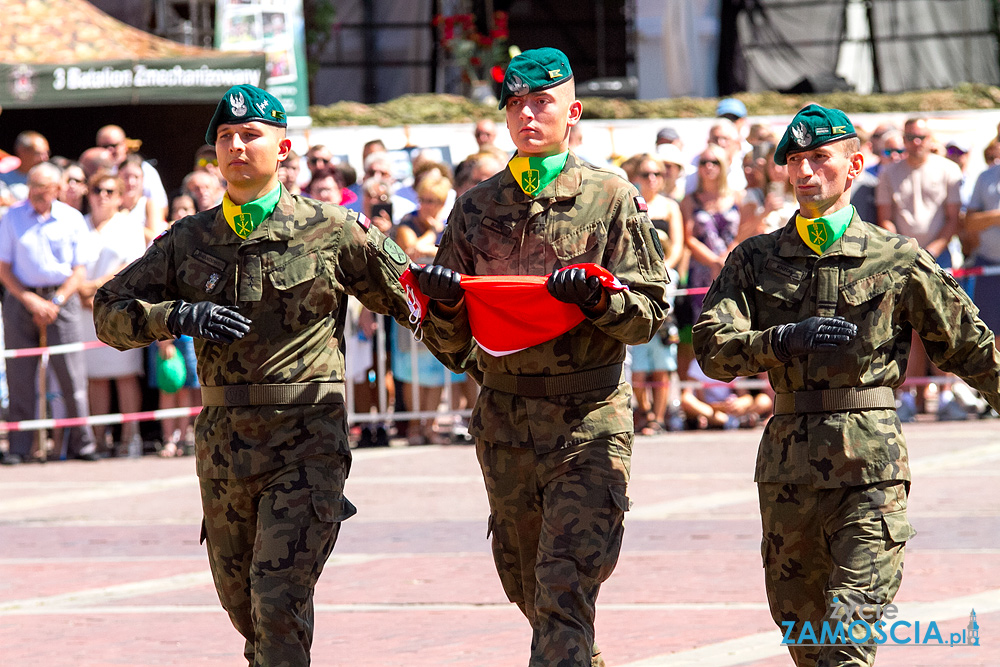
[477,434,632,667]
[758,481,916,667]
[199,454,357,667]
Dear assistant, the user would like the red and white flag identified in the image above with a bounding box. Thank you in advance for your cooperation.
[399,263,627,357]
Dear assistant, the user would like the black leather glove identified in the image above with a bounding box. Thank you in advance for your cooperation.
[167,301,252,344]
[773,316,857,362]
[547,267,603,308]
[415,265,464,305]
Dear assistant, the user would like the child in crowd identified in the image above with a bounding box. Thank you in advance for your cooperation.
[155,194,199,456]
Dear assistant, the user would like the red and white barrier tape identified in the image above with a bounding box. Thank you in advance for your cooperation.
[2,340,106,360]
[0,407,202,433]
[0,375,969,434]
[667,286,709,297]
[949,264,1000,279]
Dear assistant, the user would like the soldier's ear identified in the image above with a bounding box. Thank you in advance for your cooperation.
[277,137,293,162]
[846,150,864,180]
[567,100,583,126]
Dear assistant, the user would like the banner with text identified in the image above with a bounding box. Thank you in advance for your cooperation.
[0,55,266,108]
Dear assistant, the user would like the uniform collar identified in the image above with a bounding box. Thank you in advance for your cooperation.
[207,185,297,245]
[775,208,868,259]
[494,150,584,205]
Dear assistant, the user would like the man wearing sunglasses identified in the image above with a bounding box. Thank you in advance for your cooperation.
[95,125,168,221]
[875,117,964,418]
[694,104,1000,667]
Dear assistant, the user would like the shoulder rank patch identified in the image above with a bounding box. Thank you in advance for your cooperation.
[356,212,371,231]
[634,195,648,213]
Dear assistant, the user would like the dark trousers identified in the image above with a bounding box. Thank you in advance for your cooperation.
[759,481,915,667]
[477,434,632,667]
[3,291,96,458]
[200,454,356,667]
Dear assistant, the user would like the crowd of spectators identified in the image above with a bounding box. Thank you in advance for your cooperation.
[3,103,1000,463]
[0,122,508,460]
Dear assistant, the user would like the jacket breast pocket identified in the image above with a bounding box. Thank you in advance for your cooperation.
[177,251,229,297]
[468,224,516,272]
[268,251,322,290]
[551,219,606,265]
[753,272,809,326]
[841,271,899,352]
[266,251,331,321]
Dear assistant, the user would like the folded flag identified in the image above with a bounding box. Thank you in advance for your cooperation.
[399,263,627,357]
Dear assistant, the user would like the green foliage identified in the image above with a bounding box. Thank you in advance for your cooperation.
[310,94,505,126]
[309,85,1000,127]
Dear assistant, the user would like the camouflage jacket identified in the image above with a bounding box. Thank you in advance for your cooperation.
[94,187,450,479]
[693,210,1000,487]
[428,152,670,452]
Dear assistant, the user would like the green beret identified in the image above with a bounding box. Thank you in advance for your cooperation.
[205,84,287,145]
[498,47,573,110]
[774,104,857,165]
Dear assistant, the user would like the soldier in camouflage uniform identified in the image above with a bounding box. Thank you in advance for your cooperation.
[693,104,1000,667]
[415,48,670,667]
[94,85,453,666]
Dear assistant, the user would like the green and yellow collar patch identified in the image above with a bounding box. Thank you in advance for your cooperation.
[222,185,281,239]
[796,205,854,254]
[507,151,569,197]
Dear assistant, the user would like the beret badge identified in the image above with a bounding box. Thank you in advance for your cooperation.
[507,73,529,96]
[791,122,812,148]
[229,92,248,117]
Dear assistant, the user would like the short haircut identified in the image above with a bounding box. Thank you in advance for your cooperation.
[14,130,46,151]
[839,137,862,157]
[28,161,62,183]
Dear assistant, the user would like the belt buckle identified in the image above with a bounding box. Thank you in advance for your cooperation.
[224,385,250,406]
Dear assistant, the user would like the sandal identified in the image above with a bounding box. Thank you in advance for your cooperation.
[640,420,666,436]
[158,430,183,458]
[422,430,450,445]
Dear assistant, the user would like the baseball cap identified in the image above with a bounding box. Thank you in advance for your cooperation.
[945,139,970,155]
[716,98,747,120]
[656,143,686,168]
[656,127,680,144]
